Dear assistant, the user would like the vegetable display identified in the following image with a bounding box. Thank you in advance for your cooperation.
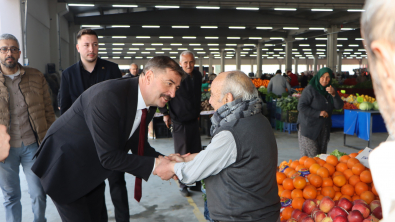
[251,79,270,88]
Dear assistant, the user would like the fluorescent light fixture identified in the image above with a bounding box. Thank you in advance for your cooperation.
[347,9,365,12]
[81,25,101,28]
[229,26,246,29]
[267,57,274,59]
[145,48,156,50]
[159,36,173,39]
[112,5,137,7]
[243,44,255,46]
[283,27,299,30]
[225,57,232,59]
[183,36,196,39]
[211,52,220,54]
[295,37,306,40]
[142,25,159,28]
[358,49,366,51]
[141,52,150,54]
[316,44,326,47]
[129,48,139,50]
[341,28,354,31]
[99,48,106,50]
[194,48,204,50]
[101,57,108,59]
[274,48,283,51]
[274,8,297,11]
[112,52,121,54]
[98,36,103,38]
[315,38,327,40]
[112,48,123,50]
[302,49,312,51]
[99,43,105,45]
[136,36,150,39]
[242,48,252,51]
[112,36,127,38]
[277,57,284,59]
[135,57,143,59]
[337,44,343,47]
[355,38,364,41]
[209,48,219,50]
[98,52,107,54]
[317,49,326,51]
[279,52,285,54]
[124,57,132,59]
[155,5,180,8]
[227,37,240,39]
[249,37,262,40]
[171,43,182,46]
[68,4,94,7]
[170,56,177,59]
[169,52,178,54]
[240,52,248,54]
[316,52,324,54]
[236,7,259,10]
[132,43,144,45]
[204,56,209,58]
[292,49,298,51]
[112,57,120,59]
[201,26,218,29]
[345,49,354,51]
[270,37,283,40]
[226,44,237,46]
[113,43,125,45]
[355,52,362,55]
[349,44,359,47]
[111,25,130,28]
[172,25,189,28]
[250,54,257,57]
[262,55,268,57]
[311,9,333,11]
[265,44,275,46]
[155,52,165,54]
[151,43,163,46]
[262,48,268,51]
[343,52,351,54]
[299,44,310,47]
[127,52,136,54]
[197,52,206,54]
[205,36,219,39]
[338,38,348,40]
[295,55,302,57]
[189,43,201,46]
[196,6,220,9]
[178,48,188,50]
[162,48,172,50]
[207,44,219,46]
[256,27,273,30]
[309,27,325,30]
[292,52,300,54]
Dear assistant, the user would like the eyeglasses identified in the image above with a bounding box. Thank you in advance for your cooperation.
[0,47,20,54]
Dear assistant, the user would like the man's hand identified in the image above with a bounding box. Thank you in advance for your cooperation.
[326,85,336,97]
[320,111,329,118]
[163,115,171,128]
[0,125,10,162]
[165,153,191,162]
[153,156,176,180]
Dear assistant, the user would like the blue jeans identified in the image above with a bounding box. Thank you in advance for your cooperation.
[0,142,47,222]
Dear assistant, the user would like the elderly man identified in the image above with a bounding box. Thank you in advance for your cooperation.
[154,71,280,222]
[124,63,139,78]
[0,33,55,222]
[159,50,202,197]
[361,0,395,221]
[268,69,292,97]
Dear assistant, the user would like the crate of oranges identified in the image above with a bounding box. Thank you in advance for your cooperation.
[277,150,382,221]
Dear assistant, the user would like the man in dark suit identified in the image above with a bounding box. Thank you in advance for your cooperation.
[32,56,184,221]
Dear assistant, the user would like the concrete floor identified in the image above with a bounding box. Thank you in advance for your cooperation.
[0,129,388,222]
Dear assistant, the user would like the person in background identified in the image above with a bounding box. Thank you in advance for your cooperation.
[159,50,202,197]
[0,33,55,222]
[267,69,292,97]
[361,0,395,220]
[297,67,343,157]
[154,71,280,222]
[299,72,308,88]
[287,70,299,88]
[123,63,139,78]
[0,125,10,162]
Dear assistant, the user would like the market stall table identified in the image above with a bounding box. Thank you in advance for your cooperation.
[344,110,387,149]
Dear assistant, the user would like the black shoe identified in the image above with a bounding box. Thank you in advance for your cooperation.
[180,187,190,197]
[189,186,202,192]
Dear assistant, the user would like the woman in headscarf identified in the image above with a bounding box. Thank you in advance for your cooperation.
[297,67,344,157]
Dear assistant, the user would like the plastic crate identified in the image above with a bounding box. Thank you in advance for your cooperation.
[275,120,283,131]
[270,118,276,128]
[288,110,299,123]
[275,107,282,121]
[283,122,298,134]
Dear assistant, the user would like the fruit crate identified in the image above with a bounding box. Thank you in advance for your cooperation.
[288,110,299,123]
[275,120,283,131]
[283,122,297,134]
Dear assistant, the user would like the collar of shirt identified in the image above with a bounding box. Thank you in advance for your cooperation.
[79,59,99,73]
[137,84,150,110]
[5,67,21,80]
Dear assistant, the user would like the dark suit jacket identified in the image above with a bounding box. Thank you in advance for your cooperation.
[32,77,162,204]
[60,58,122,114]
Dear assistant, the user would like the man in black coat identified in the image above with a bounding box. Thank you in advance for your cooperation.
[31,56,184,221]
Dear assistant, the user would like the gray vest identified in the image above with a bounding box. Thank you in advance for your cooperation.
[205,114,281,222]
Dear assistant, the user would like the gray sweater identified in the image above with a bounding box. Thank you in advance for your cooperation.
[267,74,292,96]
[297,85,343,141]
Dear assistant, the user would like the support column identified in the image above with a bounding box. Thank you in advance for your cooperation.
[313,54,318,74]
[326,25,339,71]
[68,24,80,66]
[256,43,262,77]
[337,52,343,73]
[294,58,299,74]
[220,49,225,73]
[285,37,293,72]
[208,54,213,73]
[199,56,203,74]
[49,1,68,72]
[235,47,241,70]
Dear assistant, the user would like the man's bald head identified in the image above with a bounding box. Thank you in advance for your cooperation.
[129,63,138,76]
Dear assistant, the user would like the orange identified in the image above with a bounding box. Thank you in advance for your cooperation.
[316,195,324,200]
[281,190,292,199]
[336,163,348,172]
[341,184,355,196]
[334,191,342,201]
[290,160,300,169]
[278,185,284,196]
[358,150,363,154]
[343,169,354,180]
[322,177,334,187]
[360,170,373,183]
[277,172,287,185]
[326,155,339,166]
[303,185,317,199]
[323,163,335,176]
[340,195,352,201]
[317,159,326,167]
[314,157,320,161]
[372,183,378,196]
[283,178,295,190]
[349,175,361,186]
[295,165,306,172]
[293,176,307,190]
[286,169,297,178]
[309,163,321,175]
[355,182,369,195]
[349,153,358,158]
[309,174,323,188]
[284,167,293,175]
[333,185,341,192]
[352,195,361,201]
[291,189,304,199]
[347,158,360,169]
[333,175,347,187]
[304,158,317,169]
[299,156,308,165]
[282,206,294,220]
[333,171,345,178]
[352,163,366,176]
[321,186,336,199]
[292,197,305,210]
[317,167,330,178]
[360,191,375,204]
[340,155,350,163]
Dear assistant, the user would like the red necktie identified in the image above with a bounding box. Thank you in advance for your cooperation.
[134,108,147,202]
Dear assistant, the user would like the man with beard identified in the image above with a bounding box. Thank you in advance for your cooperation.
[0,33,55,222]
[58,29,126,221]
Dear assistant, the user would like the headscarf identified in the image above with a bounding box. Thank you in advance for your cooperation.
[309,67,334,103]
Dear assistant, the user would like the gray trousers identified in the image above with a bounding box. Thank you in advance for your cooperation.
[298,125,330,157]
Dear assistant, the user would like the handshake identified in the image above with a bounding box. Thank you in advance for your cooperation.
[153,153,194,181]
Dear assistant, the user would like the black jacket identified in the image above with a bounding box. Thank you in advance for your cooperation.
[32,78,162,204]
[159,69,202,123]
[59,58,122,114]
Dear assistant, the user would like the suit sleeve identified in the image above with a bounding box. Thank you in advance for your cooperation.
[84,91,155,181]
[60,71,72,115]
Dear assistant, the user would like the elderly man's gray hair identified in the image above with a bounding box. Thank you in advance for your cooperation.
[221,71,258,101]
[0,34,20,48]
[179,50,195,60]
[361,0,395,60]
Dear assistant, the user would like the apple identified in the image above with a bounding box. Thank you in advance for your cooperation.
[321,217,333,222]
[372,206,383,219]
[320,197,336,213]
[338,198,353,212]
[334,200,339,206]
[291,209,303,220]
[311,208,321,218]
[348,210,364,222]
[301,216,314,222]
[313,199,321,206]
[302,199,317,215]
[287,219,298,222]
[353,199,368,206]
[352,203,371,218]
[328,206,348,219]
[333,215,348,222]
[314,210,327,222]
[297,213,309,222]
[370,200,381,212]
[364,214,379,222]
